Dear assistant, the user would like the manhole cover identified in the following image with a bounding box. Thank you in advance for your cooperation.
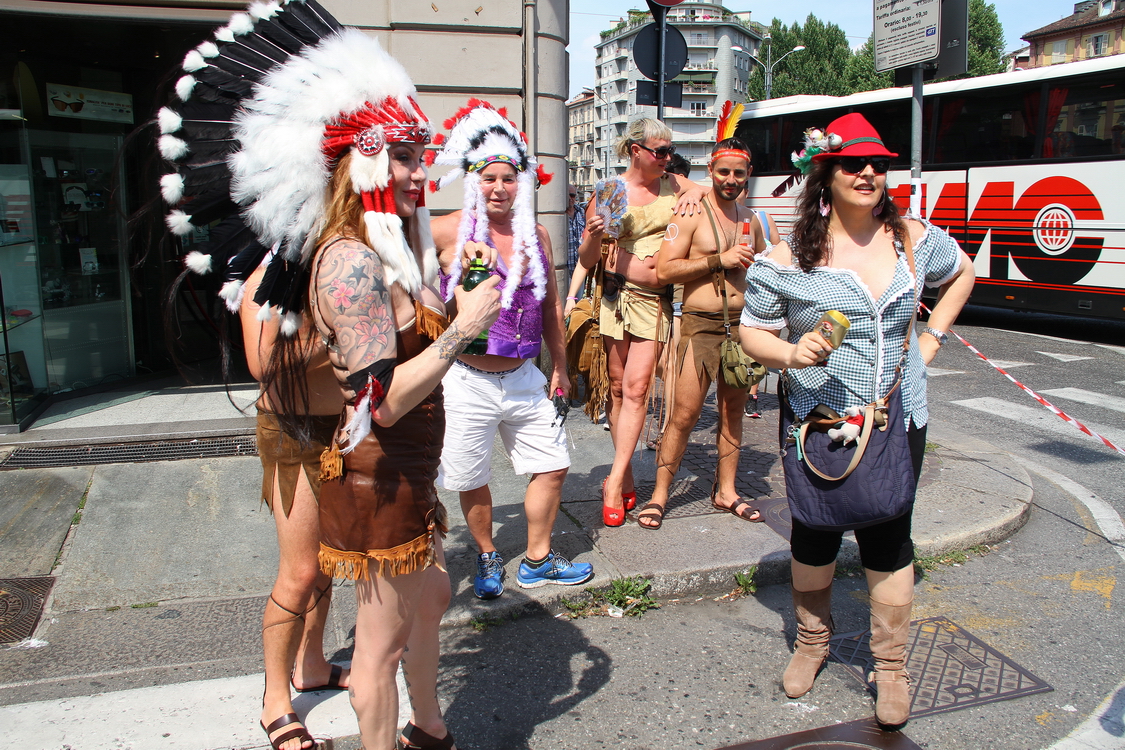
[829,616,1052,718]
[715,717,923,749]
[0,576,54,644]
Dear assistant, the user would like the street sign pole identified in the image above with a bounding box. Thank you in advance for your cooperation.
[911,64,923,217]
[654,3,667,121]
[873,0,940,218]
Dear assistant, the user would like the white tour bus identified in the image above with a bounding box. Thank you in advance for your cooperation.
[735,55,1125,320]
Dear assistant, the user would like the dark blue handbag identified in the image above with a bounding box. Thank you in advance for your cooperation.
[779,380,916,531]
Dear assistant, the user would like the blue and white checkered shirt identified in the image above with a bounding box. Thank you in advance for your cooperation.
[567,203,586,276]
[740,220,962,428]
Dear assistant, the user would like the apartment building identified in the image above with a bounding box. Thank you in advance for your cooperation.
[0,0,568,430]
[589,0,761,180]
[1024,0,1125,67]
[567,89,597,198]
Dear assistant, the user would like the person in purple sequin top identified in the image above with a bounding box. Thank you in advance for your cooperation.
[430,101,594,598]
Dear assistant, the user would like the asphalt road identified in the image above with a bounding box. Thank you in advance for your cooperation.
[425,306,1125,750]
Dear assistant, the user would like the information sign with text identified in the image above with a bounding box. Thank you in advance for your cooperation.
[873,0,941,72]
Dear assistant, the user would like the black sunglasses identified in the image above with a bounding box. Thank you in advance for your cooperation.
[635,143,676,160]
[838,156,891,175]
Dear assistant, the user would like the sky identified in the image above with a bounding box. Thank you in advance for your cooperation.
[567,0,1073,99]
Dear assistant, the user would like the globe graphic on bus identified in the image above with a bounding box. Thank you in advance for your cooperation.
[1034,204,1076,255]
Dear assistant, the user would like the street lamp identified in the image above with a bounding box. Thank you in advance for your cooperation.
[748,34,805,100]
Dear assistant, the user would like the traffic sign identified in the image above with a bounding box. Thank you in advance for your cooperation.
[892,0,967,84]
[873,0,941,72]
[636,80,683,108]
[633,22,688,82]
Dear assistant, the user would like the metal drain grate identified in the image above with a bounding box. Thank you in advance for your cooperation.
[0,576,54,643]
[715,717,923,750]
[829,615,1053,718]
[0,435,258,469]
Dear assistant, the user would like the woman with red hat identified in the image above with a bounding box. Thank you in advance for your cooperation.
[739,113,975,730]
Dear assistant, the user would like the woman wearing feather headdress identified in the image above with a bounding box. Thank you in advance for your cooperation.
[429,101,594,600]
[157,3,500,747]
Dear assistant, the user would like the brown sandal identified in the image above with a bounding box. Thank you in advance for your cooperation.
[261,713,314,750]
[712,497,763,522]
[291,662,347,693]
[397,721,456,750]
[637,502,666,530]
[710,482,762,522]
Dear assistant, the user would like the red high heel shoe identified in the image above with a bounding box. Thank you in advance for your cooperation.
[602,479,625,527]
[622,490,637,512]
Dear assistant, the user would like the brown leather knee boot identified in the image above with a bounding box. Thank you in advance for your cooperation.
[782,584,834,698]
[867,597,913,729]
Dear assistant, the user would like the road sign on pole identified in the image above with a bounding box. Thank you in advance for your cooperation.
[893,0,968,85]
[634,0,687,121]
[873,0,941,73]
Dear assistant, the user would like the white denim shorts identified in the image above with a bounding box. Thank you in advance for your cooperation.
[438,359,570,491]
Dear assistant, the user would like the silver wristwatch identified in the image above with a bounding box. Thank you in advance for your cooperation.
[923,327,948,346]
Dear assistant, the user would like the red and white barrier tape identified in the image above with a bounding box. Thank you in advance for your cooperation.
[922,306,1125,458]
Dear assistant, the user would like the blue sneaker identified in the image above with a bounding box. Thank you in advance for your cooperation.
[473,551,505,599]
[516,551,594,589]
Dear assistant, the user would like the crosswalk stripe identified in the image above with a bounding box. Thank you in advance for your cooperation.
[926,366,966,377]
[1096,344,1125,356]
[1040,388,1125,415]
[951,397,1125,449]
[1036,352,1094,363]
[981,360,1032,369]
[0,667,408,750]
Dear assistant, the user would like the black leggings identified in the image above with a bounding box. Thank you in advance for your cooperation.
[788,421,927,573]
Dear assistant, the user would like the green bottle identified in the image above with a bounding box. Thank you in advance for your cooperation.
[461,257,491,355]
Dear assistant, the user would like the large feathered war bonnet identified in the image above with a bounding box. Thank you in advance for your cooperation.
[158,0,437,336]
[431,100,551,310]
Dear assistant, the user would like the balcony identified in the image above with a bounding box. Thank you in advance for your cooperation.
[683,60,717,71]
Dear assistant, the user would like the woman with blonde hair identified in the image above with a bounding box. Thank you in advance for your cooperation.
[577,117,703,527]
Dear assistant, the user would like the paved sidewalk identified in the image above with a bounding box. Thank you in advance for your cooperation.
[0,378,1035,748]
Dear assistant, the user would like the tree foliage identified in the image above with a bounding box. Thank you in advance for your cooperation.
[749,3,1007,100]
[746,15,851,100]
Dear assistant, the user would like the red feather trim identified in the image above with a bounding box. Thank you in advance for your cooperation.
[536,164,553,186]
[432,133,445,145]
[429,179,439,193]
[424,149,436,166]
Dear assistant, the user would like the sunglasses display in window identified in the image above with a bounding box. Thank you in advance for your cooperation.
[635,143,676,160]
[838,156,891,175]
[51,98,85,113]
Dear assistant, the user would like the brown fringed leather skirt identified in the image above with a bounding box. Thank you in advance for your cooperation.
[257,410,339,518]
[677,309,726,383]
[317,388,448,580]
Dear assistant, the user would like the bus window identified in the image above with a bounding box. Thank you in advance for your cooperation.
[930,87,1035,165]
[1046,74,1125,159]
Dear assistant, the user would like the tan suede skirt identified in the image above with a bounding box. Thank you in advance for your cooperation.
[256,410,338,518]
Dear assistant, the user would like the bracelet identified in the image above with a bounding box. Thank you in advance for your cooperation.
[707,254,723,273]
[566,296,578,300]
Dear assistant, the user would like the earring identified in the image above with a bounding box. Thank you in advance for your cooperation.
[872,192,886,217]
[819,188,831,218]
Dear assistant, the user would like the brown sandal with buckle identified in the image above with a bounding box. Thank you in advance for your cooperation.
[637,502,667,530]
[261,713,315,750]
[397,721,456,750]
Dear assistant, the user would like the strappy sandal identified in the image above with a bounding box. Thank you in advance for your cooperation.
[397,721,456,750]
[711,496,763,523]
[710,481,763,523]
[261,713,314,750]
[291,663,347,693]
[637,502,666,530]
